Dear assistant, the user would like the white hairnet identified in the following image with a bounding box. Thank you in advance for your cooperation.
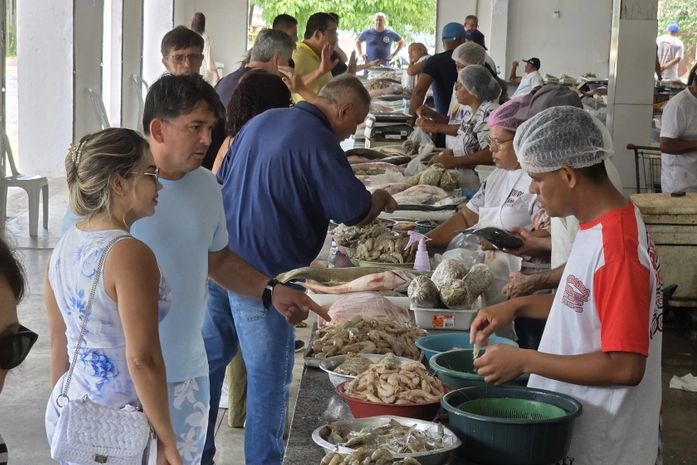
[458,65,501,102]
[513,106,614,173]
[452,42,486,66]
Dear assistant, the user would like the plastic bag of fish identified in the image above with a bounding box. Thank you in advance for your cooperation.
[408,259,494,309]
[354,232,416,264]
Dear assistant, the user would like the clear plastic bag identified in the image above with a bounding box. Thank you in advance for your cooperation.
[404,128,436,176]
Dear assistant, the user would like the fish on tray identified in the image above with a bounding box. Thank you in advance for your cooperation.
[301,269,418,294]
[392,184,450,205]
[366,183,411,195]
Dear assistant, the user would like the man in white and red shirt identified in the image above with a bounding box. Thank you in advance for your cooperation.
[471,106,663,465]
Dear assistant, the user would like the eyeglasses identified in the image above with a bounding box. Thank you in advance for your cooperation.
[167,53,204,64]
[485,136,514,151]
[0,324,38,370]
[142,168,160,184]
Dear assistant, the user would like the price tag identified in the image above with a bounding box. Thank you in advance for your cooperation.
[432,313,455,329]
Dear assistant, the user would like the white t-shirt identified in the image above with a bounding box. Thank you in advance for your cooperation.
[656,34,684,79]
[529,204,662,465]
[132,168,229,382]
[660,88,697,193]
[466,168,545,231]
[512,70,544,98]
[402,54,430,91]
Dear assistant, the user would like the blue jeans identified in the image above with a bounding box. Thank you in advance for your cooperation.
[202,280,294,465]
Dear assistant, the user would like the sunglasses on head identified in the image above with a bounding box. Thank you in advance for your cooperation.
[0,324,38,370]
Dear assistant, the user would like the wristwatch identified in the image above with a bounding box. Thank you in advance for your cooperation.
[262,278,280,310]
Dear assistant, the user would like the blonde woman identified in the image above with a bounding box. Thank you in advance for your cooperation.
[45,128,182,465]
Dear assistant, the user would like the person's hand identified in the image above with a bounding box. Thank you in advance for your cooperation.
[473,345,528,384]
[415,116,438,133]
[469,301,519,346]
[361,53,368,62]
[375,189,397,212]
[501,227,550,257]
[367,59,382,68]
[271,284,331,325]
[320,43,339,74]
[416,105,437,119]
[348,51,358,74]
[478,239,497,251]
[278,68,306,95]
[430,149,456,168]
[157,439,183,465]
[502,271,537,299]
[511,60,519,68]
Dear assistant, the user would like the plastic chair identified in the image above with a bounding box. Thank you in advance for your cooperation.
[86,87,111,130]
[0,130,49,236]
[130,74,149,134]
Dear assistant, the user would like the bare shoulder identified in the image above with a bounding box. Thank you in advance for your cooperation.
[106,237,159,279]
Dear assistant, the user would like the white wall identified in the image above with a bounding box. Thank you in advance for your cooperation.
[506,0,613,78]
[173,0,248,77]
[17,0,72,175]
[74,1,104,140]
[436,0,477,53]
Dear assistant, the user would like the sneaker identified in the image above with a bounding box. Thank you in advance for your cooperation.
[294,340,305,352]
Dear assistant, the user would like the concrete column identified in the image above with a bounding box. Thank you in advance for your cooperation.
[487,0,508,75]
[121,0,145,132]
[173,0,249,77]
[103,0,123,126]
[17,1,72,175]
[143,0,173,86]
[606,0,658,193]
[74,0,105,140]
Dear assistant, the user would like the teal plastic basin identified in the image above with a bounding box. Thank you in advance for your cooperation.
[415,332,518,362]
[430,349,528,389]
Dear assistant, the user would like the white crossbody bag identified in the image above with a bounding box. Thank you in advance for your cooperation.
[50,234,157,465]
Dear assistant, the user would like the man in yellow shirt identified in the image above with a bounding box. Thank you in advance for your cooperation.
[292,12,339,102]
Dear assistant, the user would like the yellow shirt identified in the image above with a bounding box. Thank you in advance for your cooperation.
[292,42,333,102]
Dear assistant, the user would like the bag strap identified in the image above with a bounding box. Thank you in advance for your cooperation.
[56,233,132,407]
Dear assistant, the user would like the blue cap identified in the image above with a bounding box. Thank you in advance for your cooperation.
[667,23,679,33]
[442,22,466,41]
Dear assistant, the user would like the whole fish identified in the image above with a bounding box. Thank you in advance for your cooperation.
[302,269,418,294]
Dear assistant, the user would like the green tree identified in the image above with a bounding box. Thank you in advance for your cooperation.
[251,0,436,43]
[657,0,697,74]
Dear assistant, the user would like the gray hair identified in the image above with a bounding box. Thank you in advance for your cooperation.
[452,42,486,66]
[319,75,371,106]
[249,28,295,63]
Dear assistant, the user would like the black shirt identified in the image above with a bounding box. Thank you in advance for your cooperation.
[422,49,457,116]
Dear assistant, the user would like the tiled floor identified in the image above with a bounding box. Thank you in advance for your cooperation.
[1,179,696,465]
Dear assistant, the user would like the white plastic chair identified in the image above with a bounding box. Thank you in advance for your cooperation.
[130,74,150,134]
[0,129,49,236]
[86,87,111,130]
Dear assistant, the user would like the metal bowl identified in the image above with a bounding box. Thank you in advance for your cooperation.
[311,415,461,465]
[318,354,414,387]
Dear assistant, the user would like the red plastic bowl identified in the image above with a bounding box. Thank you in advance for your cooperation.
[336,381,442,421]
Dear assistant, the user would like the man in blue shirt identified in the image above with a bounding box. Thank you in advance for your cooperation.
[355,13,405,65]
[202,74,396,465]
[409,22,467,117]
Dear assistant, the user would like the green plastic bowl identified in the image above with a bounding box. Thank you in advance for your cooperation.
[430,349,528,389]
[442,386,582,465]
[415,332,518,363]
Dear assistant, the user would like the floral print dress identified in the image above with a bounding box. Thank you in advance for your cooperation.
[45,228,171,453]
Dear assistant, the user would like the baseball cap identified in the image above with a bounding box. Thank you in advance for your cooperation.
[523,57,541,69]
[667,23,680,33]
[442,22,466,41]
[464,29,487,50]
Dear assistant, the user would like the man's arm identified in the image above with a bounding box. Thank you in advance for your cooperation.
[355,189,397,226]
[660,56,681,70]
[355,39,366,61]
[508,61,521,83]
[208,248,330,323]
[660,136,697,154]
[430,148,493,168]
[475,345,647,386]
[390,38,406,61]
[415,118,460,136]
[300,43,338,86]
[426,206,479,247]
[407,58,427,76]
[408,73,433,115]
